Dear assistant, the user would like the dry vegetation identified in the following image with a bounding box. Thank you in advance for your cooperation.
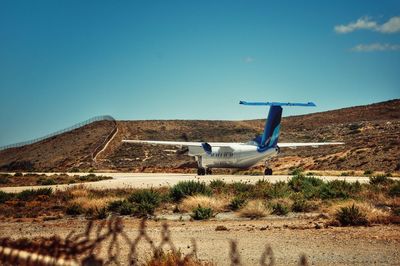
[0,173,112,187]
[1,172,399,226]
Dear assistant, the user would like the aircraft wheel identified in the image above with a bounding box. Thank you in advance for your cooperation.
[206,168,212,175]
[264,168,273,175]
[197,167,206,176]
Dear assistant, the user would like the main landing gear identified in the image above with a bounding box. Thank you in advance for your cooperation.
[264,167,273,175]
[197,167,212,176]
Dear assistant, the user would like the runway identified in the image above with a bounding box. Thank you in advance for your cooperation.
[0,172,386,193]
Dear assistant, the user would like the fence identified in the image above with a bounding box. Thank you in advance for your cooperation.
[0,217,309,266]
[0,116,116,152]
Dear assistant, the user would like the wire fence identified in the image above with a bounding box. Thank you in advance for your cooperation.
[0,217,309,266]
[0,116,116,152]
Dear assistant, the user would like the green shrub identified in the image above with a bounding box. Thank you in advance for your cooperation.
[335,204,368,226]
[14,172,23,177]
[128,189,161,216]
[0,191,12,204]
[35,188,53,196]
[229,196,246,211]
[70,167,80,173]
[66,204,84,215]
[230,181,253,194]
[363,170,374,176]
[289,168,303,176]
[37,177,56,185]
[319,181,360,200]
[388,181,400,197]
[16,188,52,201]
[369,175,392,185]
[271,202,289,216]
[209,179,226,192]
[267,181,291,198]
[95,207,108,219]
[108,200,137,215]
[291,195,316,212]
[191,205,213,220]
[170,181,211,201]
[288,175,323,199]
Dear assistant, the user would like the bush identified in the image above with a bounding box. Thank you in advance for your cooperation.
[369,175,392,185]
[14,172,23,177]
[0,191,12,204]
[107,200,136,215]
[388,181,400,197]
[363,170,374,176]
[209,179,226,192]
[288,175,323,199]
[229,196,246,211]
[66,204,84,215]
[37,177,56,185]
[191,205,213,220]
[289,168,303,176]
[0,174,10,184]
[291,195,316,212]
[16,188,52,201]
[230,181,253,194]
[170,181,211,201]
[128,189,161,216]
[267,181,291,198]
[271,202,289,216]
[319,181,361,200]
[335,204,368,226]
[94,207,108,219]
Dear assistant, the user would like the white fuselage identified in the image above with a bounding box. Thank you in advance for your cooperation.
[192,144,279,169]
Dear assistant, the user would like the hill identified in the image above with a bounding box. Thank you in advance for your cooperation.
[1,99,399,173]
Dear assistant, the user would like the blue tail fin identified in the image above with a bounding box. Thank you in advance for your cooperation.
[240,101,316,150]
[261,106,282,148]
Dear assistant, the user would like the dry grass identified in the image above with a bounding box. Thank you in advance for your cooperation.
[68,186,90,198]
[239,200,271,218]
[146,251,214,266]
[179,195,228,212]
[71,196,122,211]
[323,200,390,224]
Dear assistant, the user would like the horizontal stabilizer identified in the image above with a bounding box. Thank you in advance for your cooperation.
[278,142,344,148]
[239,101,316,107]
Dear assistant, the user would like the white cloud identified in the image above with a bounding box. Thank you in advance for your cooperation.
[351,43,400,52]
[335,16,400,34]
[379,16,400,33]
[243,56,255,63]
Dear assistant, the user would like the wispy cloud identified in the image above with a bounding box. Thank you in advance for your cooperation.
[351,43,400,52]
[335,16,400,34]
[243,56,255,63]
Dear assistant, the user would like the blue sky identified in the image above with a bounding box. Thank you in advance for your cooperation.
[0,0,399,146]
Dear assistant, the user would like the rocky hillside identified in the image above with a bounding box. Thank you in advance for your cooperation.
[1,99,399,173]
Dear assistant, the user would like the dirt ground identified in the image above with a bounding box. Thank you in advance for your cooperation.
[1,217,399,265]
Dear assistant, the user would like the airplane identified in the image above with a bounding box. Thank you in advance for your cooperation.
[122,101,344,175]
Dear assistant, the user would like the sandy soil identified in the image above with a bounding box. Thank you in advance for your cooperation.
[1,217,399,265]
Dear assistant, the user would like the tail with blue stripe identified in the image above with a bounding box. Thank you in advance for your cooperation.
[239,101,316,150]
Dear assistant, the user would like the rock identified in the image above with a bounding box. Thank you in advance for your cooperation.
[215,225,229,231]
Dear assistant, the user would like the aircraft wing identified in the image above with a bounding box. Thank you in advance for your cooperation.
[122,140,237,147]
[278,142,344,148]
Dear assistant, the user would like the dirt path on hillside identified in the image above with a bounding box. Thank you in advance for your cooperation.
[1,218,399,265]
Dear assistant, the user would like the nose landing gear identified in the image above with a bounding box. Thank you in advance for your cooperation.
[264,168,273,175]
[197,167,212,176]
[264,160,273,175]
